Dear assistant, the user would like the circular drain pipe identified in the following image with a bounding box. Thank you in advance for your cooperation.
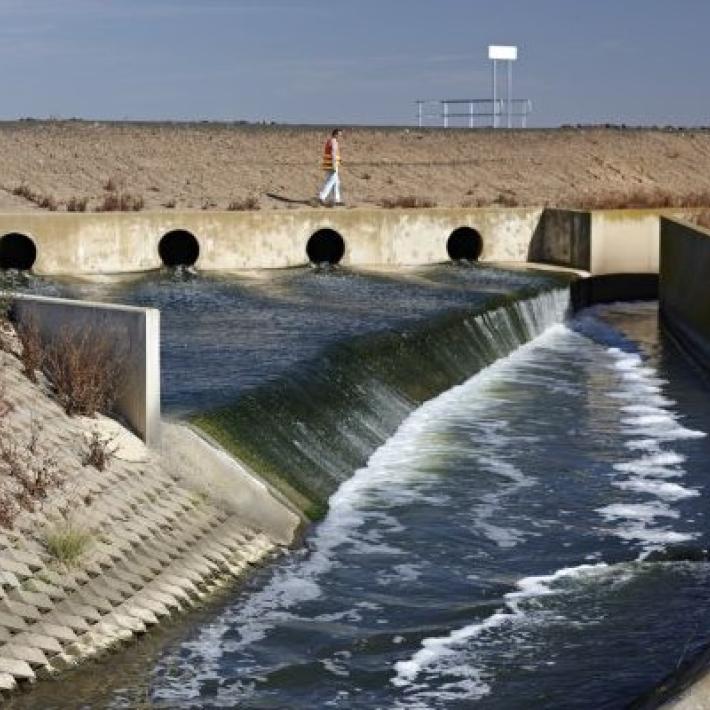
[447,227,483,262]
[158,230,200,267]
[0,233,37,270]
[307,229,345,265]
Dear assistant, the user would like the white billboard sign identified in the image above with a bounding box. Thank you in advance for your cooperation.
[488,45,518,61]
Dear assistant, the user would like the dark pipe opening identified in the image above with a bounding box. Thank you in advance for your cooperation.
[158,229,200,267]
[0,233,37,270]
[307,229,345,265]
[447,226,483,262]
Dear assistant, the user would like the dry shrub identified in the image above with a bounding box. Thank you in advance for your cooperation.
[103,176,118,192]
[12,184,58,211]
[0,420,63,527]
[494,192,519,207]
[163,198,176,209]
[12,183,35,201]
[67,196,88,212]
[42,327,125,416]
[82,431,116,471]
[16,317,43,383]
[227,196,260,211]
[96,191,144,212]
[577,188,710,210]
[37,194,58,211]
[379,196,436,208]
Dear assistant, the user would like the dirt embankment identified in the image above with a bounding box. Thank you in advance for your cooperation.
[1,122,710,212]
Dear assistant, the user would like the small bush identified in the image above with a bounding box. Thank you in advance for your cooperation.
[11,184,59,211]
[163,199,176,209]
[44,524,92,565]
[0,495,18,529]
[379,196,436,208]
[0,421,63,526]
[67,196,88,212]
[227,196,259,211]
[96,192,144,212]
[12,184,35,201]
[17,318,43,383]
[361,172,372,181]
[494,192,519,207]
[42,326,125,416]
[82,431,116,471]
[103,177,118,192]
[37,194,58,211]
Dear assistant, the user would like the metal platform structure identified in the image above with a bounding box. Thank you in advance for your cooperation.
[415,98,533,129]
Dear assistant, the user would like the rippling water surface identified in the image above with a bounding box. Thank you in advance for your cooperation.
[11,264,555,414]
[8,268,710,709]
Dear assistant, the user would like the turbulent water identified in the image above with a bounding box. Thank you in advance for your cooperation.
[9,267,710,709]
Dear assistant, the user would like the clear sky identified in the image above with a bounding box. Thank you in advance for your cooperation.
[2,0,709,127]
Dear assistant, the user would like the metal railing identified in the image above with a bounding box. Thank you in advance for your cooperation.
[415,98,533,129]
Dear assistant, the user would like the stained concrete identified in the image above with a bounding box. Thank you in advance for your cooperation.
[0,207,542,275]
[12,294,160,446]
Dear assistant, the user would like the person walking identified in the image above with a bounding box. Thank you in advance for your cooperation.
[318,129,343,206]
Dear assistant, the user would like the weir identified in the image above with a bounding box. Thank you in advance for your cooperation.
[5,209,710,708]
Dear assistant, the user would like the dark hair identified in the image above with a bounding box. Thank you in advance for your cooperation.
[331,128,342,137]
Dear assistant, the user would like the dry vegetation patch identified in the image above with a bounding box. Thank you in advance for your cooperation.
[42,327,125,417]
[576,188,710,210]
[227,196,260,211]
[379,196,437,208]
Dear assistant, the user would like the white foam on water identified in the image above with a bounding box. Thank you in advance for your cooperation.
[150,292,572,703]
[615,478,700,500]
[599,344,705,549]
[391,563,609,695]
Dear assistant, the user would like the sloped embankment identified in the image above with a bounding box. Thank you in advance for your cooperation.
[0,332,300,696]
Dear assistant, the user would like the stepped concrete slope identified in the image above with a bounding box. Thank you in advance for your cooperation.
[0,336,301,698]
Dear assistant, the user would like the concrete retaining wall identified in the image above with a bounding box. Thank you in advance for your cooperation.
[0,208,541,275]
[659,217,710,370]
[12,294,160,446]
[528,209,591,270]
[528,208,699,276]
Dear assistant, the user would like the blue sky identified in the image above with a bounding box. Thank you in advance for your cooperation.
[1,0,709,126]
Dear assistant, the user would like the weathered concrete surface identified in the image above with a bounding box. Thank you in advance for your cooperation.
[2,206,705,276]
[659,218,710,371]
[161,422,304,545]
[590,210,664,274]
[12,294,160,447]
[528,208,591,270]
[0,207,542,274]
[528,208,701,275]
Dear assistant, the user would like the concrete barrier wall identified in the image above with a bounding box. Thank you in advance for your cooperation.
[527,209,591,269]
[590,210,664,274]
[0,207,542,275]
[12,294,160,446]
[659,217,710,369]
[527,208,699,276]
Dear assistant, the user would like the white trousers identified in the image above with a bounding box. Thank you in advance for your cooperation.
[319,170,341,202]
